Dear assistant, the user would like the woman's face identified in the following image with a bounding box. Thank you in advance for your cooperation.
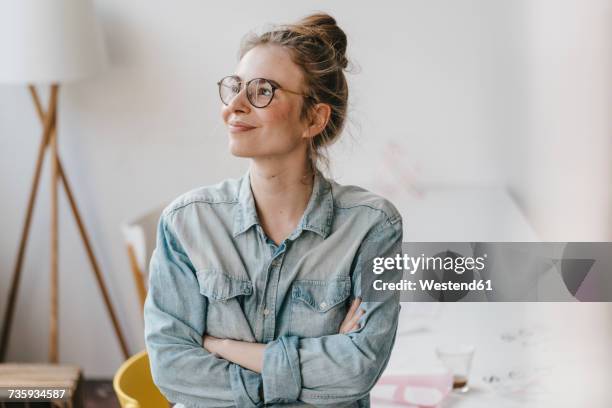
[221,44,311,160]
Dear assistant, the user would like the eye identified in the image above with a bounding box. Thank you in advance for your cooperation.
[258,87,272,96]
[231,84,241,93]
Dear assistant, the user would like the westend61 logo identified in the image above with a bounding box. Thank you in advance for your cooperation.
[361,242,612,302]
[372,253,487,275]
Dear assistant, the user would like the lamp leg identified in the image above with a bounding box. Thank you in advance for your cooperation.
[32,85,130,359]
[0,86,58,362]
[57,161,130,359]
[49,88,60,363]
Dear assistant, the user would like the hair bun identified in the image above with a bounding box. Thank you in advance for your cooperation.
[296,13,348,69]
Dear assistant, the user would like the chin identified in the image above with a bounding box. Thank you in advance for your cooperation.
[228,139,257,158]
[229,148,253,158]
[227,133,298,159]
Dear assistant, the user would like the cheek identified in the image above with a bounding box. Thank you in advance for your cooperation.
[262,104,302,134]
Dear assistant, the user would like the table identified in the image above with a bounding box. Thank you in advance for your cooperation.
[371,302,612,407]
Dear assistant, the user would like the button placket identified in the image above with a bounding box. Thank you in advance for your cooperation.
[261,250,286,342]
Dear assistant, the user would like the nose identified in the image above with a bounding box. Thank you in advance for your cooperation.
[225,85,251,114]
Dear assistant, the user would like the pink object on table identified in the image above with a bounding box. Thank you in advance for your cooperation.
[373,370,453,407]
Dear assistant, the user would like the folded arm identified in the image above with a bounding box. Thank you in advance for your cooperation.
[205,216,403,406]
[203,296,365,373]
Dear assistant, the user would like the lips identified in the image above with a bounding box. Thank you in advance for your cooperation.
[228,120,256,132]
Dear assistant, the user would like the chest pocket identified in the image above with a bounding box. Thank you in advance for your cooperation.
[196,269,255,341]
[289,276,351,338]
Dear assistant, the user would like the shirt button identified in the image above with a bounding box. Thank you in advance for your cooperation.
[263,308,270,316]
[319,301,327,309]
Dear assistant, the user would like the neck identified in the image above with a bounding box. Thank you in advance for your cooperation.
[248,157,315,243]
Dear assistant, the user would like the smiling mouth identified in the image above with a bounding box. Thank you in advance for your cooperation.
[228,124,256,132]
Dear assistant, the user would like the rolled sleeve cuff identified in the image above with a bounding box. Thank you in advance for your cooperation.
[229,364,263,408]
[262,335,302,404]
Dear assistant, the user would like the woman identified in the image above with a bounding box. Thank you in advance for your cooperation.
[144,13,403,407]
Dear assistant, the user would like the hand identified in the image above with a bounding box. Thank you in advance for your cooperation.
[203,335,266,373]
[203,334,224,356]
[339,297,365,334]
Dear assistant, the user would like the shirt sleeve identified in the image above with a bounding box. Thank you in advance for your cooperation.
[261,214,403,406]
[144,212,264,408]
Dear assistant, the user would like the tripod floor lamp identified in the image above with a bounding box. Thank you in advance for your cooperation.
[0,0,129,362]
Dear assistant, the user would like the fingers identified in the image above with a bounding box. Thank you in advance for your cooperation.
[340,298,361,329]
[339,297,364,334]
[340,309,364,334]
[339,299,357,330]
[347,297,361,317]
[346,308,365,329]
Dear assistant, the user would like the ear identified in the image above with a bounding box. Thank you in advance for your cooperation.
[302,103,332,139]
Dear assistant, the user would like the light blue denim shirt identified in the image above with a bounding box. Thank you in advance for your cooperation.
[144,168,403,407]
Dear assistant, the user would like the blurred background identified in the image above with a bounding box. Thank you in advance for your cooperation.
[0,0,611,405]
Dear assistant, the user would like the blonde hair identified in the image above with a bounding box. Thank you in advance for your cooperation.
[239,13,350,174]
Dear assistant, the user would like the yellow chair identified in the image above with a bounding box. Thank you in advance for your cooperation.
[113,350,169,408]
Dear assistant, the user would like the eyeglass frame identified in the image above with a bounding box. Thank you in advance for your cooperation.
[217,75,316,108]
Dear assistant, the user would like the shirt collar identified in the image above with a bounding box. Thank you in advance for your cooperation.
[232,168,334,240]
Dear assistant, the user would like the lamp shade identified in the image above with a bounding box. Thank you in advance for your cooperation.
[0,0,108,84]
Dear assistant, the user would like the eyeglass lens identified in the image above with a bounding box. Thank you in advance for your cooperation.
[219,77,274,108]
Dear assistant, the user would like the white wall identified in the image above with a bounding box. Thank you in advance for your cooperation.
[0,0,610,377]
[519,0,612,240]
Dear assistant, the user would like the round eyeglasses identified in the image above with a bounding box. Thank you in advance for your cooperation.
[217,75,314,108]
